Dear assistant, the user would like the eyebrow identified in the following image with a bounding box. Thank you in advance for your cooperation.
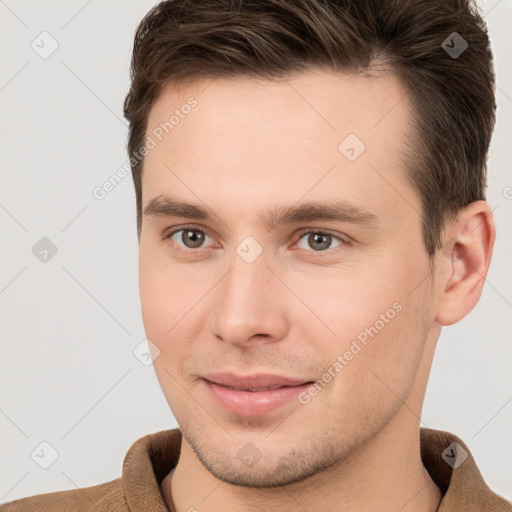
[142,195,380,228]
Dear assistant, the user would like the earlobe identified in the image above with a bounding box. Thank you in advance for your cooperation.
[435,201,495,326]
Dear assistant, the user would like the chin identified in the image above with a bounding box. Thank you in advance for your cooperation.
[183,425,357,488]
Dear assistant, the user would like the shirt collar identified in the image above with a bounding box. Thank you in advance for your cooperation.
[121,427,509,511]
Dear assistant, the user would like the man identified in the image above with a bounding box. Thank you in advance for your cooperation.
[1,0,510,510]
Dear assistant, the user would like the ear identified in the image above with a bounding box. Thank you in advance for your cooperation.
[435,200,496,326]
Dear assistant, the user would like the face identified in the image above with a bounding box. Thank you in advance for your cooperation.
[139,69,438,487]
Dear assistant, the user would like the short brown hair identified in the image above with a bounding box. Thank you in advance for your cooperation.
[123,0,496,257]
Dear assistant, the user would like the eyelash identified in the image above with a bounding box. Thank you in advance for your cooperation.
[163,224,350,256]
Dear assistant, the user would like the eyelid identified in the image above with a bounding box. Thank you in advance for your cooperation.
[164,223,209,238]
[293,227,350,244]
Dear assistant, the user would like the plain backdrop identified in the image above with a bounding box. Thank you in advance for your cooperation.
[1,0,511,505]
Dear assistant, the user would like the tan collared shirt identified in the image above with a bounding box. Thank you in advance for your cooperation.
[1,428,510,511]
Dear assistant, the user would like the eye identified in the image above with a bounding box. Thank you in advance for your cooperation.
[295,229,346,252]
[163,225,348,255]
[165,226,214,250]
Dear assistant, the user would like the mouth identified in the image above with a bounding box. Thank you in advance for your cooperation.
[222,385,296,392]
[202,372,314,416]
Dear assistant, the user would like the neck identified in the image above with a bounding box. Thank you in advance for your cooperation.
[165,408,441,512]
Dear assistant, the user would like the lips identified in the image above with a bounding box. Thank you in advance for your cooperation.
[204,372,311,390]
[202,372,314,416]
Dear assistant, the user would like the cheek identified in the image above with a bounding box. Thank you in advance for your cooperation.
[317,306,428,433]
[138,247,218,367]
[139,252,168,340]
[138,250,194,406]
[303,259,430,393]
[288,262,406,341]
[139,244,195,336]
[354,285,430,397]
[138,244,185,352]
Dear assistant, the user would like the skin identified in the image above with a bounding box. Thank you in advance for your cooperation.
[138,68,495,512]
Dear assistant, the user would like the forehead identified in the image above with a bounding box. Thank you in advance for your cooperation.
[142,69,417,226]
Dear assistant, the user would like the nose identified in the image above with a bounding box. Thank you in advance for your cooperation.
[206,252,289,348]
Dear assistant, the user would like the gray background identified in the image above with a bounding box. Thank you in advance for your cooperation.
[1,0,511,504]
